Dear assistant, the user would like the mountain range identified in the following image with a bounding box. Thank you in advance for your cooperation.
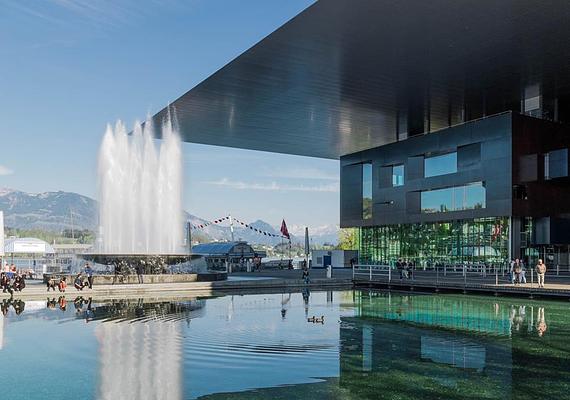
[0,188,339,245]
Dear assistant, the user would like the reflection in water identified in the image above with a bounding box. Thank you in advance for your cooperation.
[90,298,204,400]
[1,291,570,399]
[340,317,513,399]
[421,336,486,371]
[97,319,182,400]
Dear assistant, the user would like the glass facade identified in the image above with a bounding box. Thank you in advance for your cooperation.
[358,217,509,266]
[424,152,457,177]
[421,182,485,213]
[362,163,372,219]
[392,164,404,186]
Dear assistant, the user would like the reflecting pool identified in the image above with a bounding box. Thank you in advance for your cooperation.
[1,290,569,399]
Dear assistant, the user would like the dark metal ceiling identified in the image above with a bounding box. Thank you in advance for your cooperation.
[150,0,570,159]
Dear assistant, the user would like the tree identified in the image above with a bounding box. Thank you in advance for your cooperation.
[337,228,358,250]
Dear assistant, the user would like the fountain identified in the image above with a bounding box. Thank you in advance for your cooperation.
[78,116,224,282]
[98,117,183,255]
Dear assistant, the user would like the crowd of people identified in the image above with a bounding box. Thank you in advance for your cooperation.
[1,263,27,294]
[396,259,415,280]
[509,258,547,287]
[46,263,94,292]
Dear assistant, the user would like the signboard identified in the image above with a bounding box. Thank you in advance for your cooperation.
[13,241,46,253]
[0,211,4,257]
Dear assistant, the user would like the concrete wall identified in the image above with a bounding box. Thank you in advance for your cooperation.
[44,272,227,285]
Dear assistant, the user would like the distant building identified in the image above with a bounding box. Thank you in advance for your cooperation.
[191,241,266,272]
[3,237,56,273]
[312,250,358,269]
[52,243,93,272]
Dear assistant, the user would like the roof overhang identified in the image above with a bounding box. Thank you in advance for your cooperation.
[150,0,570,159]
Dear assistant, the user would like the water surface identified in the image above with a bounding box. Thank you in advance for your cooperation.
[1,290,569,399]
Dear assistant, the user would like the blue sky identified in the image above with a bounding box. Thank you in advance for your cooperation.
[0,0,339,231]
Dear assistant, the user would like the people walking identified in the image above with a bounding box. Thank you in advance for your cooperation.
[536,259,547,288]
[509,259,515,284]
[397,259,403,280]
[46,276,57,292]
[513,259,522,285]
[302,267,310,284]
[135,264,144,284]
[520,260,527,284]
[84,263,93,289]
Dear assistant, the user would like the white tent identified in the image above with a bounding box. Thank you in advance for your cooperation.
[4,237,55,255]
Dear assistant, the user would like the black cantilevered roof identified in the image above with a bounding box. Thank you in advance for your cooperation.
[150,0,570,159]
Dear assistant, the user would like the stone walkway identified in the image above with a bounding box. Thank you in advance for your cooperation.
[0,274,352,301]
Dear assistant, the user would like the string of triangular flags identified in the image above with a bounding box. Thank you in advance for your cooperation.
[189,216,290,240]
[189,216,230,230]
[233,217,289,240]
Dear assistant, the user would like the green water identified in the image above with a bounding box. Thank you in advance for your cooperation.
[1,290,569,399]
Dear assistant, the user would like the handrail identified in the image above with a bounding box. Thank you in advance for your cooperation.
[351,262,557,290]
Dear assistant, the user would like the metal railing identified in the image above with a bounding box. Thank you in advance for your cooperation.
[353,263,563,291]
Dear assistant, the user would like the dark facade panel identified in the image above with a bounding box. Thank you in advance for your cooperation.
[457,143,481,170]
[517,154,538,183]
[340,163,364,226]
[340,113,513,227]
[512,114,570,218]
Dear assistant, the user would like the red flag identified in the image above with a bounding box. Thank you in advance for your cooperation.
[280,219,290,239]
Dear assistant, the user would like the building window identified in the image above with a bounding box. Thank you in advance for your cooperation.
[392,164,405,187]
[513,185,528,200]
[421,182,485,213]
[544,148,568,180]
[523,83,541,116]
[424,152,457,177]
[362,163,373,219]
[358,217,508,265]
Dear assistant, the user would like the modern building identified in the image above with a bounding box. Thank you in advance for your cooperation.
[3,237,57,273]
[342,112,570,266]
[148,1,570,266]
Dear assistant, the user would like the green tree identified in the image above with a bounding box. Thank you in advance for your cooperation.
[337,228,358,250]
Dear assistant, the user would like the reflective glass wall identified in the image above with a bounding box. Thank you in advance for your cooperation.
[359,217,509,266]
[421,182,486,213]
[362,163,372,219]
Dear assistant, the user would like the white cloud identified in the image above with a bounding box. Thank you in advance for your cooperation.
[0,165,14,176]
[261,167,339,181]
[205,178,339,193]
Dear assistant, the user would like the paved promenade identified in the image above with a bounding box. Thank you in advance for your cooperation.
[4,268,570,302]
[0,272,352,301]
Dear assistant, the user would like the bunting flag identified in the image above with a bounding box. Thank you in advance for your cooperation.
[189,216,230,230]
[189,215,289,239]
